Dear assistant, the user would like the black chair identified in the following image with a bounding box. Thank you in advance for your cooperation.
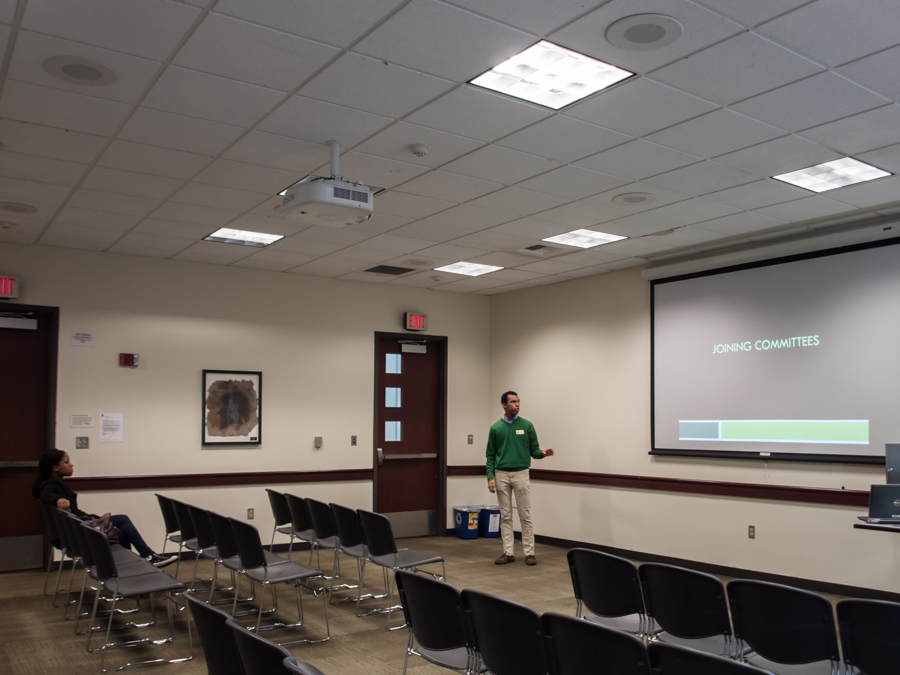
[49,506,81,612]
[396,570,485,675]
[81,522,190,671]
[461,588,548,675]
[356,509,446,625]
[330,502,382,611]
[639,562,735,657]
[727,579,840,675]
[207,510,265,612]
[566,548,648,636]
[266,489,297,553]
[184,591,245,675]
[649,641,776,675]
[836,598,900,675]
[155,493,184,555]
[542,611,650,675]
[284,493,317,564]
[229,516,329,644]
[306,498,353,600]
[41,501,69,601]
[227,618,325,675]
[186,504,221,594]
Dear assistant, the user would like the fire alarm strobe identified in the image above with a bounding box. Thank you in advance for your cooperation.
[119,353,139,367]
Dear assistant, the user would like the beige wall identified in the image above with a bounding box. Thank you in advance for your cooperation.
[4,242,490,550]
[487,267,900,593]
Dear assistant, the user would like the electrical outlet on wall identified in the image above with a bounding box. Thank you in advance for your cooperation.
[247,508,254,520]
[748,525,755,539]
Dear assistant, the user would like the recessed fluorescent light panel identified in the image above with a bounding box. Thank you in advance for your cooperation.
[204,228,284,247]
[773,158,891,193]
[469,40,634,109]
[434,262,503,277]
[542,229,626,248]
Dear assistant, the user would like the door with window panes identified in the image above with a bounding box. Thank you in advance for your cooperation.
[373,333,446,538]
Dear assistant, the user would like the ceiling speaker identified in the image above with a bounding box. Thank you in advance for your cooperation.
[606,15,683,51]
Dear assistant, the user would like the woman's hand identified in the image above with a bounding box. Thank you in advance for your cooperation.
[56,498,71,511]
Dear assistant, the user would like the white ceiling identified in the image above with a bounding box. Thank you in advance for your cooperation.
[2,0,900,294]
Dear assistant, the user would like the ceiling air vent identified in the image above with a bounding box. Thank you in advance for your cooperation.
[333,186,369,203]
[365,265,415,276]
[517,243,567,257]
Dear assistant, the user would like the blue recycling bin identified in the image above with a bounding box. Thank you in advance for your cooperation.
[453,506,480,539]
[479,505,501,538]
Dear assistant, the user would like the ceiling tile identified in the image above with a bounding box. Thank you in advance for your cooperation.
[0,220,43,245]
[0,200,58,227]
[702,179,809,211]
[477,267,544,282]
[731,72,889,133]
[758,0,900,67]
[575,140,701,181]
[713,135,843,177]
[280,236,345,257]
[98,140,212,180]
[452,231,533,251]
[320,244,395,263]
[696,0,813,27]
[590,183,691,213]
[406,86,551,142]
[173,13,339,91]
[644,161,759,196]
[397,170,502,202]
[492,216,571,239]
[0,0,16,22]
[118,107,245,156]
[0,152,87,186]
[642,198,741,225]
[292,224,373,246]
[433,275,512,291]
[467,186,570,216]
[143,66,285,127]
[514,259,584,275]
[856,143,900,175]
[595,213,681,238]
[695,211,787,236]
[753,195,854,222]
[354,122,484,168]
[388,270,454,288]
[67,188,161,217]
[81,166,183,200]
[170,182,270,211]
[442,145,561,185]
[351,211,413,236]
[425,204,517,230]
[389,220,473,243]
[289,257,367,277]
[566,79,718,138]
[456,0,603,34]
[151,201,241,227]
[222,132,330,173]
[21,0,201,60]
[9,30,163,104]
[496,115,631,164]
[173,240,259,263]
[222,214,310,238]
[650,32,822,106]
[538,200,629,227]
[516,165,629,200]
[838,44,900,102]
[0,120,105,163]
[257,96,392,147]
[551,247,627,266]
[645,109,785,158]
[374,191,455,219]
[798,105,900,156]
[43,220,127,241]
[55,207,141,230]
[594,237,676,256]
[354,0,533,82]
[361,233,433,254]
[107,232,195,256]
[39,232,113,251]
[193,159,300,194]
[0,176,72,205]
[652,225,727,247]
[133,218,213,239]
[233,249,317,271]
[414,242,492,261]
[0,80,130,136]
[824,176,900,209]
[597,257,651,270]
[551,0,742,74]
[214,0,403,48]
[300,53,453,118]
[467,251,537,267]
[315,151,430,189]
[339,270,398,283]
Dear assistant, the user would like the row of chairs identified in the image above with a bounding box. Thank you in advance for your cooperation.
[568,547,899,675]
[397,569,771,675]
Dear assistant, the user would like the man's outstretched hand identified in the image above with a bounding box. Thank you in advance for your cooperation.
[542,448,555,457]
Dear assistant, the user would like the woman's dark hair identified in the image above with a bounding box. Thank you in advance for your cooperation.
[31,449,67,499]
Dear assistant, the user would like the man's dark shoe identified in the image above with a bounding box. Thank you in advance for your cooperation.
[494,553,515,565]
[525,555,537,566]
[148,553,178,568]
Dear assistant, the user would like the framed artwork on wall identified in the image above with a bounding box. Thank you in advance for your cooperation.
[202,370,262,445]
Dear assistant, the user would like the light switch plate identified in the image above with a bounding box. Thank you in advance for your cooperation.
[76,437,89,449]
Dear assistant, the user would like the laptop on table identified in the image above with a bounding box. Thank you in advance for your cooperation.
[858,484,900,524]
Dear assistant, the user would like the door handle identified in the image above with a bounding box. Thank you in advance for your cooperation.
[383,453,437,460]
[377,448,384,467]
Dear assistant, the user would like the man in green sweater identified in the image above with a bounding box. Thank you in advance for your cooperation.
[486,391,554,565]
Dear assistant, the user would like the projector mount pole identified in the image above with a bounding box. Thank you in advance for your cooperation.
[328,140,342,181]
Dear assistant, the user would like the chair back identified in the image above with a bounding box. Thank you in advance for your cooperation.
[172,499,198,540]
[306,498,336,540]
[330,503,364,549]
[156,493,181,535]
[209,511,240,560]
[284,493,314,533]
[184,591,245,675]
[461,588,548,675]
[227,618,292,675]
[648,641,775,675]
[567,548,645,619]
[229,517,268,570]
[727,579,840,665]
[68,514,97,568]
[396,570,471,652]
[837,598,900,675]
[40,502,60,544]
[542,612,649,675]
[50,506,74,553]
[81,522,118,581]
[188,504,217,550]
[266,489,292,527]
[356,509,398,557]
[639,563,732,639]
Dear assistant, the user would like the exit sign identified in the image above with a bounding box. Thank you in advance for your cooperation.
[0,275,18,299]
[405,312,427,331]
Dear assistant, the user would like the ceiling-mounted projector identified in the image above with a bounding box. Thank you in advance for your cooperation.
[275,140,373,227]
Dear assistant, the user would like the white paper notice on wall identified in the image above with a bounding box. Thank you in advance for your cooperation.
[100,413,124,443]
[71,414,95,428]
[72,330,95,347]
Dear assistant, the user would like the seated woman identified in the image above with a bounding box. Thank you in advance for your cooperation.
[32,449,176,568]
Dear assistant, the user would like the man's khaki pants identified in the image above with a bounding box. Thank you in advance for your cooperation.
[495,469,534,557]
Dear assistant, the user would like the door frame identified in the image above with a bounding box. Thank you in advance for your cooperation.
[372,331,448,536]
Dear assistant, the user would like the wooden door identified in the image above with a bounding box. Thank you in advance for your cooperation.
[0,304,58,571]
[373,333,446,538]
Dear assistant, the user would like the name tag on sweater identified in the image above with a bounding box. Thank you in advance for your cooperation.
[516,429,525,435]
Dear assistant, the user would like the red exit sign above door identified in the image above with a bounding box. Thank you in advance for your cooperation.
[0,275,18,299]
[405,312,427,331]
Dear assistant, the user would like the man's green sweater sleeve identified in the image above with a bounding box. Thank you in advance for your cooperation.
[486,427,497,480]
